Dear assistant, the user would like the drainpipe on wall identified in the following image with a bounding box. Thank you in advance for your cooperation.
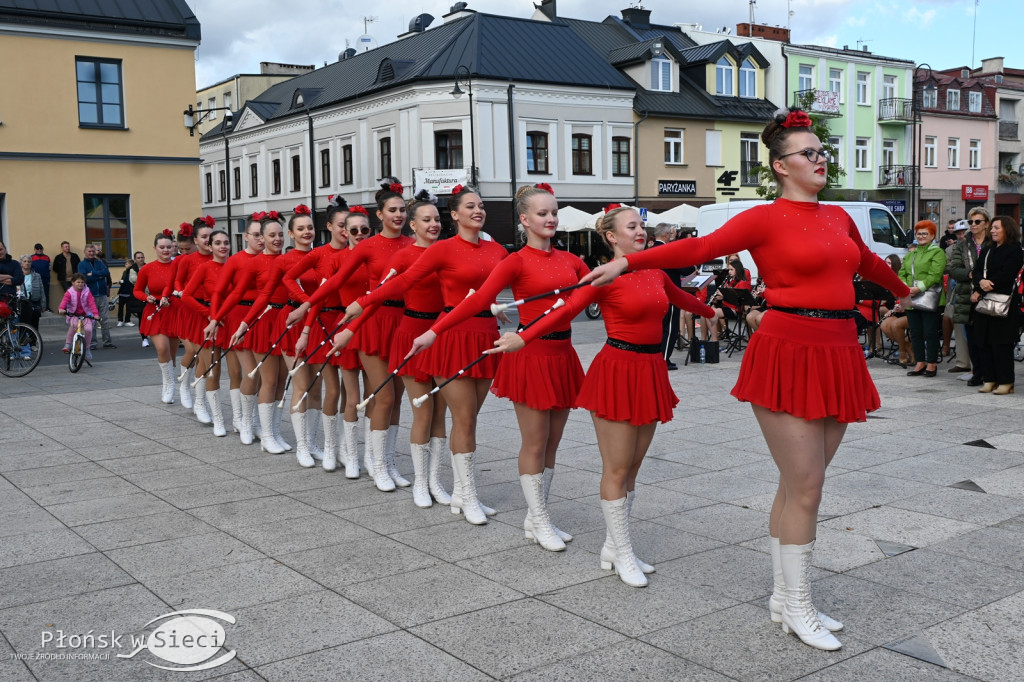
[507,83,517,202]
[633,110,649,206]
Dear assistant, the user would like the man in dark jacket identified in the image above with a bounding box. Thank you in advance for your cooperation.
[0,241,24,299]
[52,241,81,293]
[30,243,51,311]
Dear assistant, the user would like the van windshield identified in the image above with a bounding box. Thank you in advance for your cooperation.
[870,208,909,247]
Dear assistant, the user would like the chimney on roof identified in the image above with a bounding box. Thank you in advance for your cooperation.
[534,0,557,21]
[620,6,652,29]
[736,22,790,43]
[980,56,1004,74]
[443,2,475,22]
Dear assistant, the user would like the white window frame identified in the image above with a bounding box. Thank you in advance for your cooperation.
[856,72,869,105]
[948,137,960,168]
[924,136,937,167]
[947,89,961,111]
[716,57,734,96]
[223,92,232,111]
[855,137,870,171]
[882,75,897,100]
[739,59,756,98]
[651,57,671,92]
[922,88,938,108]
[207,97,216,119]
[798,64,814,92]
[828,136,841,168]
[881,138,896,168]
[968,91,982,113]
[664,128,684,165]
[969,139,981,169]
[829,68,843,103]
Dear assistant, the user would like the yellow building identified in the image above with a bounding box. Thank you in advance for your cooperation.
[0,0,201,303]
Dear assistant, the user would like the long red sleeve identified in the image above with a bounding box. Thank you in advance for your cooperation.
[134,261,175,303]
[625,199,910,308]
[181,260,222,317]
[307,235,413,308]
[210,251,256,322]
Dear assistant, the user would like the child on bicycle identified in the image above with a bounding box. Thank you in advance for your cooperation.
[58,273,99,360]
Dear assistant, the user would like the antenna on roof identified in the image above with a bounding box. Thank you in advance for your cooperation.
[363,16,378,34]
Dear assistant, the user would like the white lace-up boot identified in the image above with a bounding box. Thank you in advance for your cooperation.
[273,404,292,451]
[229,388,243,433]
[410,442,432,508]
[207,389,227,437]
[321,413,339,472]
[179,366,195,408]
[770,537,843,632]
[525,467,573,544]
[258,403,287,454]
[289,412,314,467]
[599,497,647,587]
[779,541,842,650]
[238,393,256,445]
[520,474,565,551]
[342,419,360,479]
[307,410,324,460]
[194,385,212,425]
[368,430,395,492]
[384,425,410,487]
[449,452,487,525]
[427,436,451,504]
[158,362,175,404]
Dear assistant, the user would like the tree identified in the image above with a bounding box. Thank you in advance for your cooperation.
[755,95,847,200]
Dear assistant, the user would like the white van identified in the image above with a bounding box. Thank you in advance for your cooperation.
[693,201,908,279]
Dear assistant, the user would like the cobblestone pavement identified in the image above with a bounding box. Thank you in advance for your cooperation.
[1,316,1022,681]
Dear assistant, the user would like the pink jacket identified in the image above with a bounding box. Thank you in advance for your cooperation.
[59,287,99,317]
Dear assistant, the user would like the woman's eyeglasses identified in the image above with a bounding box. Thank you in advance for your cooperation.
[347,226,372,236]
[778,148,833,164]
[966,219,986,225]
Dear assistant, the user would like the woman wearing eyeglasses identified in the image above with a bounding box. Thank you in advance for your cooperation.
[970,215,1022,394]
[898,220,947,377]
[584,107,910,650]
[947,208,991,387]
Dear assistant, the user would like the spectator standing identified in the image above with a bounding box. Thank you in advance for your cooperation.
[944,221,972,375]
[117,255,141,326]
[18,255,43,330]
[938,219,959,250]
[78,244,116,349]
[30,244,51,311]
[971,215,1023,394]
[899,220,946,377]
[948,209,992,386]
[0,241,24,298]
[52,241,81,293]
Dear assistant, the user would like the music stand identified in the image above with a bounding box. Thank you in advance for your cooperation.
[854,280,889,360]
[719,287,757,357]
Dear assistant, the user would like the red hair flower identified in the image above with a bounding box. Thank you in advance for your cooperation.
[266,210,281,221]
[293,204,312,216]
[179,222,192,231]
[349,205,368,216]
[451,184,466,195]
[535,182,554,195]
[178,224,194,239]
[161,228,174,238]
[604,203,623,213]
[389,182,404,195]
[328,194,335,203]
[782,110,813,129]
[201,215,216,228]
[251,211,267,221]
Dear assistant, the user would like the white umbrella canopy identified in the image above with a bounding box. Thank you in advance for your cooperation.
[647,203,699,228]
[555,205,599,232]
[588,204,637,227]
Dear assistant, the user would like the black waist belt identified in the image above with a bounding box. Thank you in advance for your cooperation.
[769,307,856,320]
[382,299,404,308]
[239,299,255,306]
[321,306,346,313]
[267,302,285,309]
[196,298,210,307]
[287,300,303,308]
[606,337,661,354]
[518,326,571,341]
[405,309,440,320]
[443,306,493,318]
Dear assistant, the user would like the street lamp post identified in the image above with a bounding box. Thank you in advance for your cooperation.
[184,105,235,236]
[451,65,477,187]
[910,64,933,227]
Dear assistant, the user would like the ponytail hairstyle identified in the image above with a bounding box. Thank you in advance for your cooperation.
[594,203,631,252]
[325,194,350,224]
[407,189,438,222]
[762,107,815,182]
[448,183,480,213]
[375,177,404,210]
[288,204,313,231]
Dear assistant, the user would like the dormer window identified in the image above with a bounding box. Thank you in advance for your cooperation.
[739,58,756,98]
[947,89,961,111]
[969,90,982,113]
[651,56,671,92]
[716,57,734,96]
[922,86,937,108]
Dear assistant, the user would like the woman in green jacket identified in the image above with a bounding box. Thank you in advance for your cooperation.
[899,220,947,377]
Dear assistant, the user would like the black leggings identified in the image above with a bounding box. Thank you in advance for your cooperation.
[117,297,141,324]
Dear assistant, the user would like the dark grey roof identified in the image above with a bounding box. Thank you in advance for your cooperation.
[205,12,635,139]
[559,17,636,58]
[679,41,770,69]
[0,0,200,40]
[628,23,698,52]
[608,37,686,67]
[635,67,779,123]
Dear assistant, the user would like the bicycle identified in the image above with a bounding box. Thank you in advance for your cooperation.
[0,293,43,378]
[66,313,99,372]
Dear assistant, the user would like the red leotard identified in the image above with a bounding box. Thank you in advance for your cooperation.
[134,260,177,338]
[624,199,912,422]
[166,252,213,343]
[219,253,283,354]
[378,244,443,383]
[210,250,260,350]
[247,248,312,356]
[182,260,228,347]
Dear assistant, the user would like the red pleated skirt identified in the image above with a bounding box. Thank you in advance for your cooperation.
[280,306,303,357]
[307,309,342,365]
[389,315,437,384]
[492,336,584,410]
[732,310,879,423]
[249,307,288,356]
[177,306,207,345]
[576,344,677,426]
[354,305,402,360]
[140,303,176,338]
[227,304,254,351]
[421,315,500,380]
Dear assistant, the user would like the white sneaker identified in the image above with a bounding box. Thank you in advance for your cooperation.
[142,338,150,348]
[958,373,972,381]
[125,322,135,327]
[116,321,124,327]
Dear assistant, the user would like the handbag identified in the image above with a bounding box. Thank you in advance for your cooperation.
[975,251,1012,318]
[909,251,942,312]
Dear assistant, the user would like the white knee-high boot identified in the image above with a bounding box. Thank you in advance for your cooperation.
[207,389,227,437]
[770,537,843,632]
[599,497,647,587]
[307,410,324,460]
[427,436,451,504]
[194,384,212,425]
[258,403,287,454]
[526,467,573,544]
[368,430,395,491]
[410,442,432,508]
[520,474,565,551]
[179,366,195,408]
[362,416,373,476]
[229,388,243,433]
[321,413,339,471]
[158,362,175,404]
[779,541,842,650]
[449,452,487,525]
[273,404,292,451]
[238,393,256,445]
[384,425,410,487]
[601,490,654,574]
[289,412,314,467]
[342,419,360,479]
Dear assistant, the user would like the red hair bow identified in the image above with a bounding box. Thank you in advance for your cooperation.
[604,203,623,213]
[251,211,267,221]
[349,205,368,216]
[293,204,312,216]
[389,182,404,195]
[161,228,174,238]
[782,110,813,129]
[201,215,216,228]
[178,224,194,239]
[266,210,281,221]
[451,184,466,195]
[535,182,554,195]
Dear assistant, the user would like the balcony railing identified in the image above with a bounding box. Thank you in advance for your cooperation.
[878,98,914,123]
[999,120,1019,140]
[791,88,841,116]
[740,160,761,186]
[878,165,918,189]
